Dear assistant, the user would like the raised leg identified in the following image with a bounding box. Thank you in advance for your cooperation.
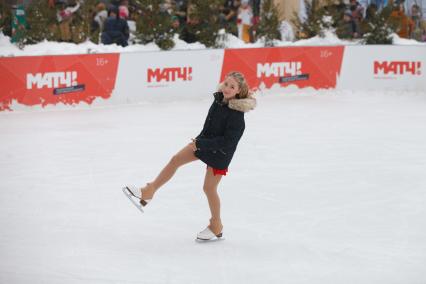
[142,144,199,199]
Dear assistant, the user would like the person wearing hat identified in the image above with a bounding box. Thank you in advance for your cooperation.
[337,10,360,39]
[101,5,129,46]
[118,0,129,20]
[237,0,253,43]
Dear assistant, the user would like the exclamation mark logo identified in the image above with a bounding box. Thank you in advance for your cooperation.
[72,71,78,86]
[188,67,193,81]
[417,62,421,75]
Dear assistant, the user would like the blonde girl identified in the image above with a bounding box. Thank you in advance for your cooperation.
[124,71,256,241]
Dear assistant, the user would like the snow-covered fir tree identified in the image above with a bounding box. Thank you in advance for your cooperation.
[72,0,98,43]
[0,1,13,37]
[185,0,223,48]
[256,0,281,46]
[361,4,394,44]
[292,0,340,39]
[134,0,175,50]
[25,0,57,44]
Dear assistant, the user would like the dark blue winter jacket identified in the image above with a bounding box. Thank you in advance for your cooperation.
[195,92,256,170]
[101,16,129,47]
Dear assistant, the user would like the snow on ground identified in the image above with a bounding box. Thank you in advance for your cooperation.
[1,31,425,57]
[1,89,426,283]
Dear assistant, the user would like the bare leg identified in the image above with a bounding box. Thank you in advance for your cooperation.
[142,144,198,199]
[203,167,223,235]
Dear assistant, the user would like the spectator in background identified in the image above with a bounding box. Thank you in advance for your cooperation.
[56,0,81,42]
[389,1,414,38]
[251,0,261,17]
[93,2,108,31]
[101,5,129,46]
[237,0,253,43]
[349,0,364,23]
[162,0,175,15]
[118,0,130,19]
[337,10,360,39]
[251,0,261,30]
[119,0,129,20]
[174,0,187,26]
[360,3,377,35]
[421,21,426,42]
[171,15,181,33]
[179,3,198,43]
[358,0,369,11]
[220,0,240,36]
[410,4,425,41]
[410,4,421,22]
[223,0,239,23]
[364,3,378,21]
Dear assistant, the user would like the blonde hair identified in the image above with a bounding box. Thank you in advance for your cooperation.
[225,71,250,99]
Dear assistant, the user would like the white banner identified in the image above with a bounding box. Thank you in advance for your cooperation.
[113,49,225,103]
[338,46,426,91]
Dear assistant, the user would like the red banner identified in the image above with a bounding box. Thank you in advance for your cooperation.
[0,54,119,111]
[221,46,345,90]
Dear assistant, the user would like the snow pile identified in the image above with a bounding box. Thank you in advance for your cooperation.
[171,34,207,50]
[0,33,21,56]
[1,30,425,57]
[391,33,426,45]
[290,29,360,46]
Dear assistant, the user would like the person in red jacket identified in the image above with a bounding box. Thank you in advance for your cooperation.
[124,72,256,241]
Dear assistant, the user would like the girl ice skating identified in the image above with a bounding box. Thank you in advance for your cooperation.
[124,71,256,241]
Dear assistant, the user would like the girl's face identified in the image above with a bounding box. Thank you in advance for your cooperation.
[221,76,240,100]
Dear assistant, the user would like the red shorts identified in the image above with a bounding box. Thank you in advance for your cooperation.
[207,166,228,176]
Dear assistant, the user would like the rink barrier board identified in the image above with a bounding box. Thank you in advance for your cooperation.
[0,54,120,111]
[339,46,426,91]
[1,45,425,111]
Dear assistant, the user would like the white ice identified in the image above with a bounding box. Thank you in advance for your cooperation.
[1,89,426,284]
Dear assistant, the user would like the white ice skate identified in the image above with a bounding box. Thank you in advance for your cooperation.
[122,185,152,213]
[196,227,224,242]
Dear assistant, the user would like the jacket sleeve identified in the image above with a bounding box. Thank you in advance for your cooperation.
[195,111,244,152]
[123,20,130,40]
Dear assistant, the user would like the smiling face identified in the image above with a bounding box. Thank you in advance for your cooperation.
[221,76,240,100]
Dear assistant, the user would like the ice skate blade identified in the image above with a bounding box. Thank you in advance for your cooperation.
[195,236,225,243]
[125,186,151,206]
[122,187,144,213]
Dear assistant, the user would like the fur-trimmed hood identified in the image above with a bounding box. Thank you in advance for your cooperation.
[228,96,257,113]
[214,92,257,113]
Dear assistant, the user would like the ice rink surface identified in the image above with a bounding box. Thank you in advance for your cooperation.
[1,90,426,284]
